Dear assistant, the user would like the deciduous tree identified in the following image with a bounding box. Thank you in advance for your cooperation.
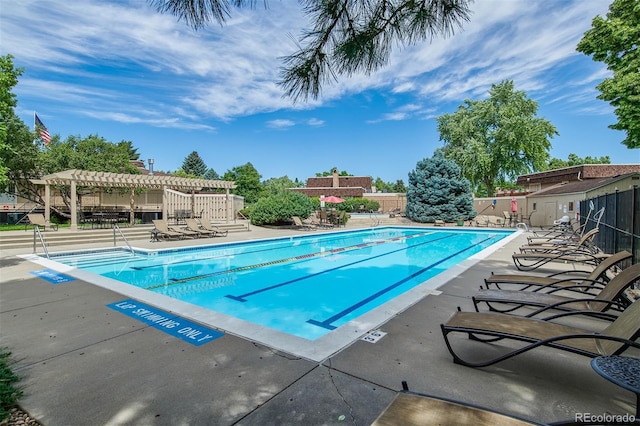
[577,0,640,149]
[546,153,611,170]
[437,80,558,196]
[0,54,25,187]
[223,162,263,204]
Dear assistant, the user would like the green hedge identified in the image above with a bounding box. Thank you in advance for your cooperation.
[250,192,315,226]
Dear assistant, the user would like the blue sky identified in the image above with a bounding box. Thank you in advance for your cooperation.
[3,0,638,183]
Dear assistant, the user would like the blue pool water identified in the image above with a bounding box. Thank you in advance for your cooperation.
[48,227,512,341]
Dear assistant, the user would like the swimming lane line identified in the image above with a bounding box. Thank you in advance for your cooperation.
[306,235,495,330]
[224,233,455,302]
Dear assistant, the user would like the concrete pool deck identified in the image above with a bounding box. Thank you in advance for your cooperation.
[1,223,638,425]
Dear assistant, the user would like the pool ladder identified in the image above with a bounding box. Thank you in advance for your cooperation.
[370,213,380,227]
[32,226,50,259]
[113,224,134,255]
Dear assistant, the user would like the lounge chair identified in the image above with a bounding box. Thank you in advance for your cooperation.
[372,381,539,426]
[440,298,640,368]
[485,250,632,293]
[512,248,610,271]
[518,228,599,254]
[472,262,640,320]
[185,218,215,237]
[526,221,584,244]
[152,219,198,239]
[198,217,228,237]
[291,216,316,231]
[530,218,581,240]
[25,213,58,231]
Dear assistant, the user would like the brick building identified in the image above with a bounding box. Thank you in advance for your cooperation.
[291,169,372,198]
[517,164,640,193]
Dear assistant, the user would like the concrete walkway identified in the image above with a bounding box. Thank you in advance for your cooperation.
[1,223,637,425]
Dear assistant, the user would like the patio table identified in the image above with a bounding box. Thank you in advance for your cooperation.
[591,355,640,417]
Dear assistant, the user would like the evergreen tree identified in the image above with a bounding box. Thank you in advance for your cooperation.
[117,140,140,160]
[392,180,406,193]
[204,168,219,180]
[181,151,208,177]
[405,151,475,223]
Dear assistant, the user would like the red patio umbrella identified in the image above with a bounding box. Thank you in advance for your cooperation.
[322,195,345,203]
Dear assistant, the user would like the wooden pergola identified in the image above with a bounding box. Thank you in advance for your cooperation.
[31,169,236,231]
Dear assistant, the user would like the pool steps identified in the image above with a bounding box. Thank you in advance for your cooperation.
[0,222,248,250]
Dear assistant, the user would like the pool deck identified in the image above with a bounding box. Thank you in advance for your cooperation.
[1,222,638,425]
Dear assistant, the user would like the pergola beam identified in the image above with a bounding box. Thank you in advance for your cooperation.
[31,169,236,230]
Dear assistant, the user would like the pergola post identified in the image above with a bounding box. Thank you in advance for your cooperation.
[44,184,51,231]
[226,189,231,223]
[70,180,78,231]
[129,187,135,226]
[162,185,167,222]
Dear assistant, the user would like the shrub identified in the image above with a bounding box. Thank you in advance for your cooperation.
[0,349,23,422]
[250,192,314,226]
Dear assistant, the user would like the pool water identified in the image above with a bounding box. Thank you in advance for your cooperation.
[49,227,512,341]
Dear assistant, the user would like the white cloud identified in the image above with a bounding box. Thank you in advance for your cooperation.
[266,119,295,129]
[307,118,325,126]
[3,0,613,129]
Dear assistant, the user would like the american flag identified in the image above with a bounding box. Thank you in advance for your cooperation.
[35,113,51,145]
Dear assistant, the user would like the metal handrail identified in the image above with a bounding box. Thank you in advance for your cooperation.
[113,224,134,255]
[33,225,50,259]
[236,211,250,231]
[370,213,380,227]
[17,205,39,224]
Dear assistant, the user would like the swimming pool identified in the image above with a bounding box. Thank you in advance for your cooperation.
[25,227,516,360]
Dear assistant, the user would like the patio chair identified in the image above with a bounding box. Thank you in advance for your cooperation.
[26,213,58,231]
[472,262,640,320]
[440,298,640,368]
[335,211,347,227]
[291,216,316,231]
[372,381,539,426]
[152,219,187,240]
[512,248,611,271]
[318,210,334,228]
[198,217,228,237]
[185,218,215,237]
[484,250,632,293]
